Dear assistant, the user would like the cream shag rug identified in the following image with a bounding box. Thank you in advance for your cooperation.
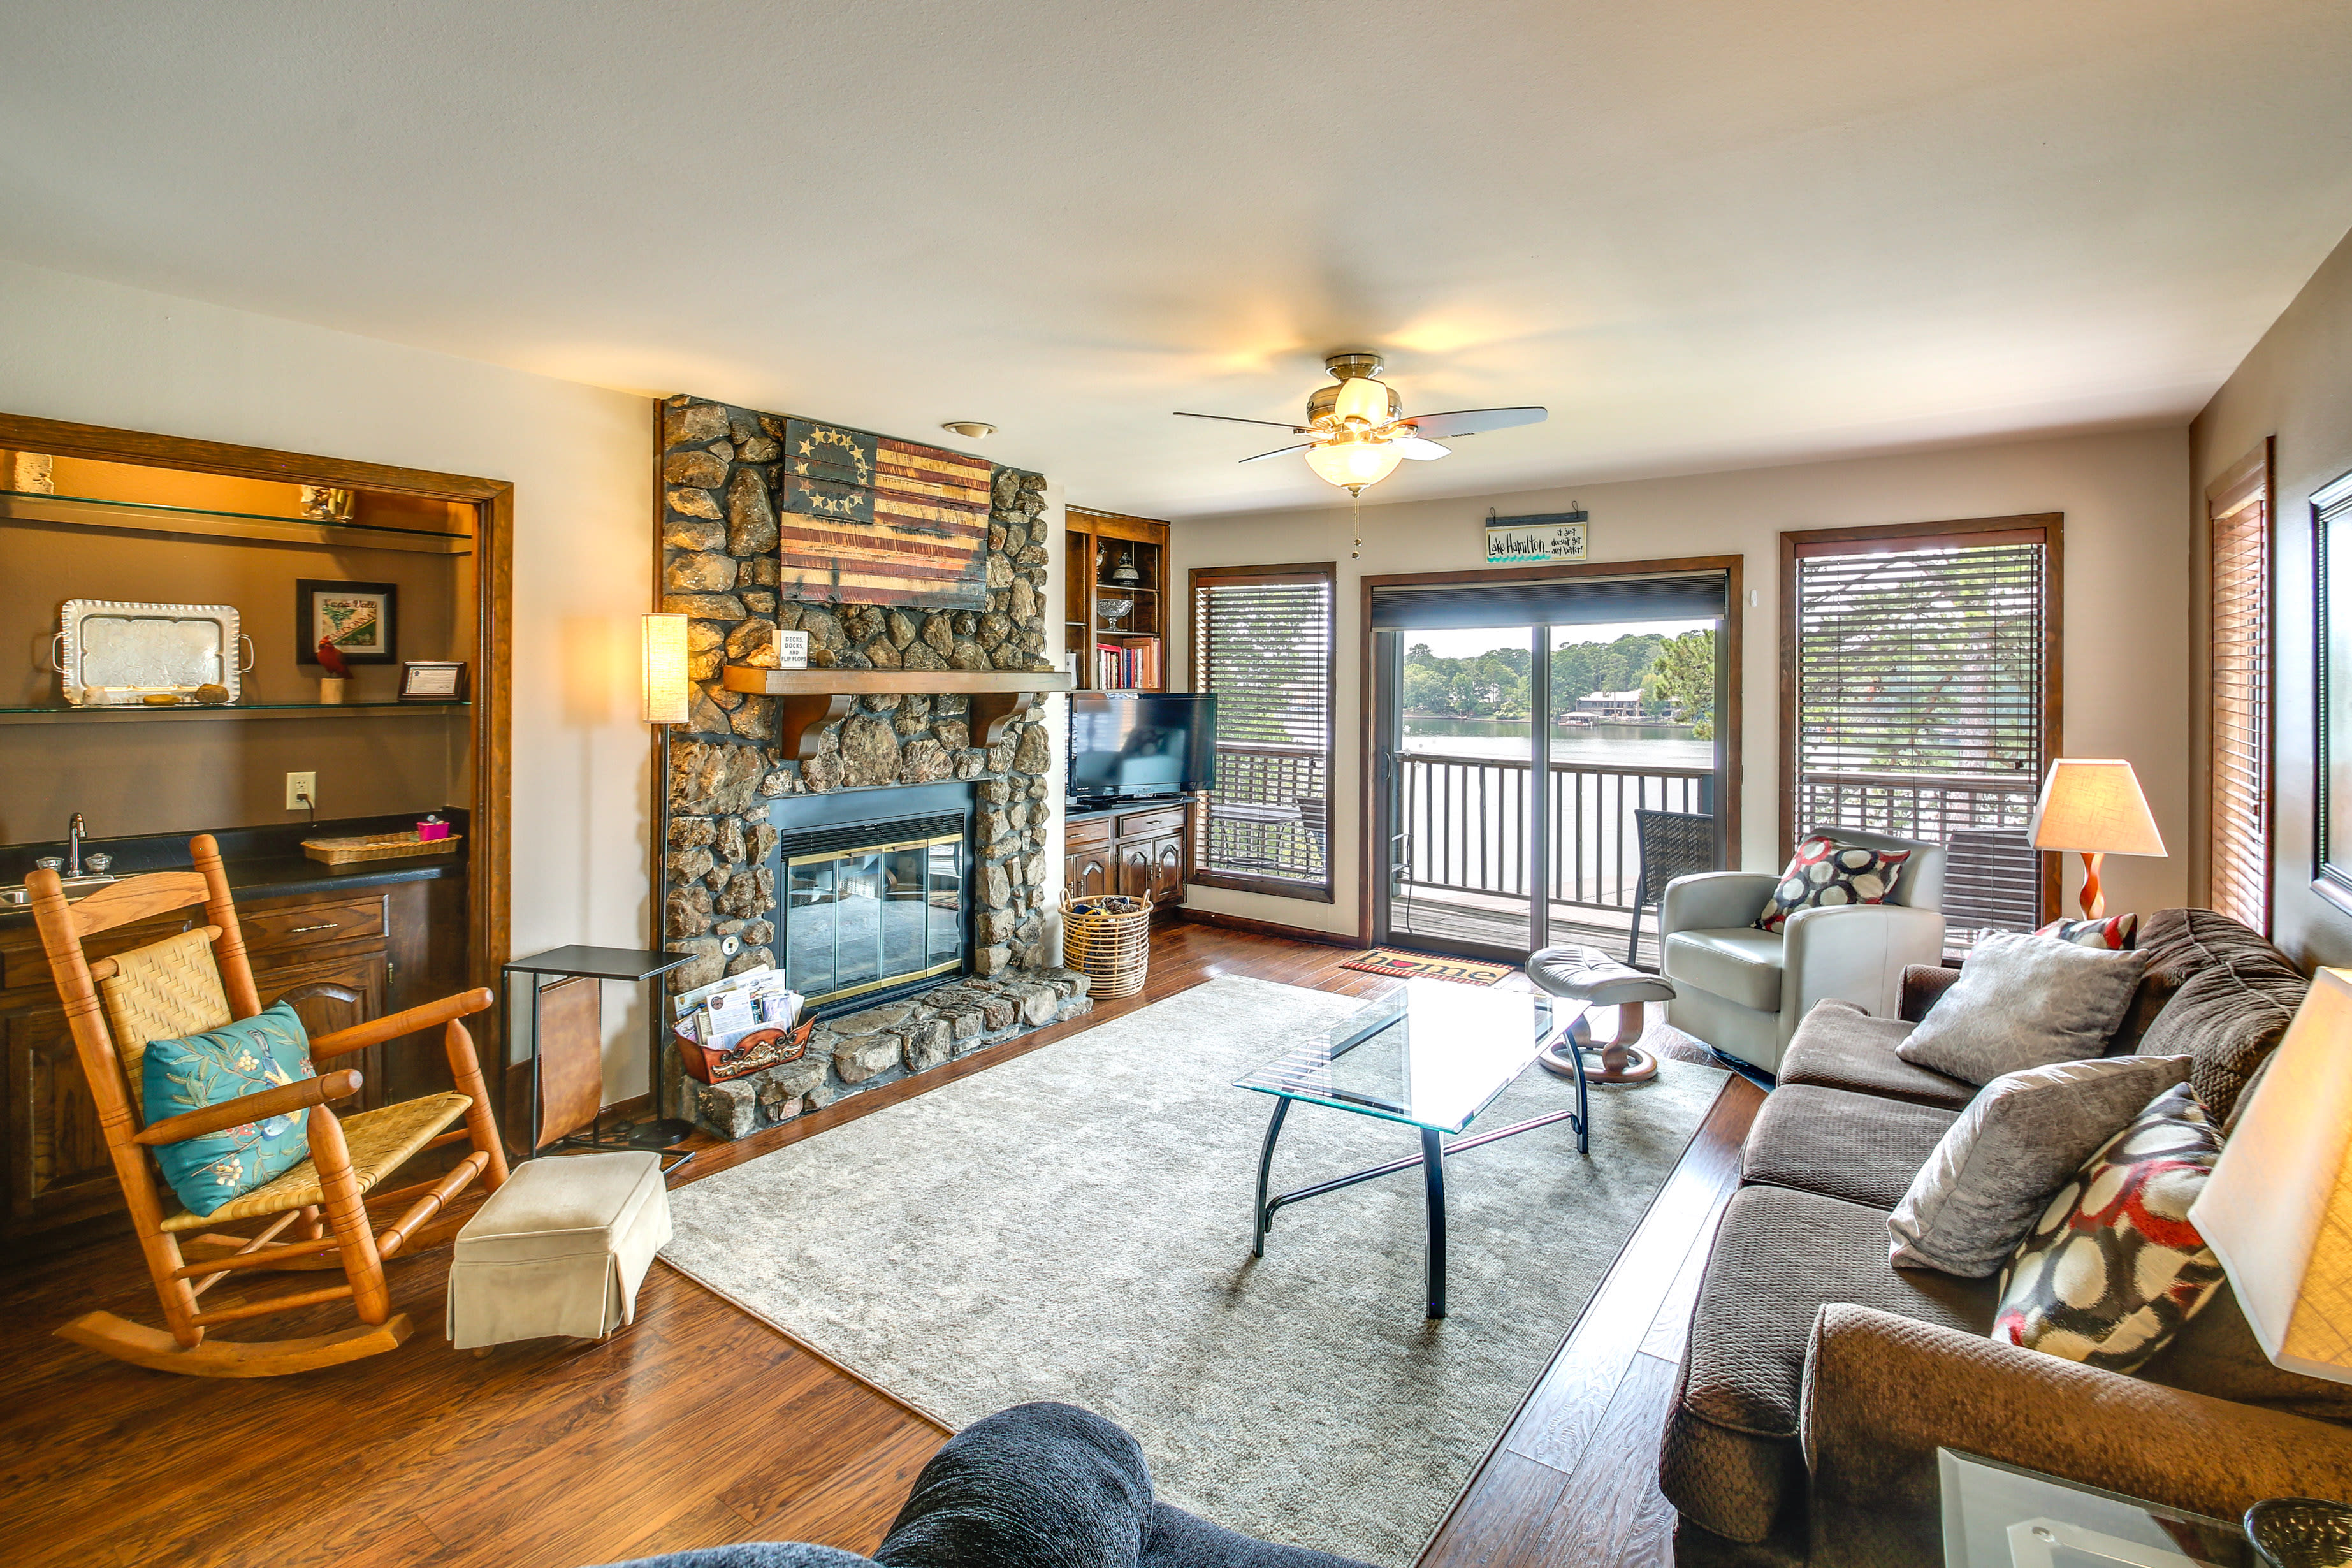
[661,976,1725,1566]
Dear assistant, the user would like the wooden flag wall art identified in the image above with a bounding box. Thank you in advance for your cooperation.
[776,417,995,609]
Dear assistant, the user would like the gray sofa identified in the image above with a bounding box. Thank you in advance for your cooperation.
[1660,907,2352,1568]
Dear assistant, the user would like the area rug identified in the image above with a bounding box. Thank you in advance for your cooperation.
[1335,947,1515,985]
[660,976,1725,1567]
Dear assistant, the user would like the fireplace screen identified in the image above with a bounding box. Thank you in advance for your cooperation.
[785,827,966,1006]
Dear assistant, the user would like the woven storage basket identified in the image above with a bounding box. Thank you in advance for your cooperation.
[301,832,464,866]
[1061,892,1153,1000]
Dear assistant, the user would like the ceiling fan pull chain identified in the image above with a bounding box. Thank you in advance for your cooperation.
[1351,491,1362,560]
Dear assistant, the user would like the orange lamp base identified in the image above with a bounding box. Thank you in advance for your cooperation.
[2077,851,2106,920]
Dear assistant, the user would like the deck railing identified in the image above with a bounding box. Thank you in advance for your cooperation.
[1199,742,1330,883]
[1395,752,1714,913]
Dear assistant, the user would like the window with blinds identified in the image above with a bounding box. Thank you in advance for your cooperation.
[2207,444,2271,933]
[1785,520,2058,937]
[1189,563,1337,899]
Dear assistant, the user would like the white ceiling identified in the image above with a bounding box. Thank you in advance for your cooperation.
[2,1,2348,518]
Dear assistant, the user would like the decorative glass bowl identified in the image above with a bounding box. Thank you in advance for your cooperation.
[2248,1499,2352,1568]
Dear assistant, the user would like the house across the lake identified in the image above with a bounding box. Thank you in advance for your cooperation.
[1575,689,1648,722]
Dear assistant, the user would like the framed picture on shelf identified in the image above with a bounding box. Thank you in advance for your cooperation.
[295,579,398,665]
[399,660,468,701]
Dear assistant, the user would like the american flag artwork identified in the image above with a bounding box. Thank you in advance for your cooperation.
[776,417,994,609]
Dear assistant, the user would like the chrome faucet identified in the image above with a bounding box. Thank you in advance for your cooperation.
[67,813,85,878]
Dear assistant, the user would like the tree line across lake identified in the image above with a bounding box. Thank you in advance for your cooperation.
[1404,630,1716,738]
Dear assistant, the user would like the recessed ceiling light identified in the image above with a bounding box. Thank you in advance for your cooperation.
[941,421,996,439]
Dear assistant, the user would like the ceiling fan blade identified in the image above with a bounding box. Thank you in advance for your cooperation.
[1238,442,1313,464]
[1175,411,1312,432]
[1392,437,1451,460]
[1397,406,1548,440]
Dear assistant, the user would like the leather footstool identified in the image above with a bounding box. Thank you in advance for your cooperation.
[1526,944,1674,1082]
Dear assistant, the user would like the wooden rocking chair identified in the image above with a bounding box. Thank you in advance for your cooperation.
[29,834,509,1376]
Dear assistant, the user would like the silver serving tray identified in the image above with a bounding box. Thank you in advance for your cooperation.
[52,599,254,706]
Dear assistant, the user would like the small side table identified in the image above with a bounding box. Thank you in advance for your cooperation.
[1940,1449,2251,1568]
[503,945,695,1168]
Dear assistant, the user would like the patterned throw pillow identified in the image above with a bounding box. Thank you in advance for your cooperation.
[2036,912,2138,950]
[1753,833,1913,934]
[1991,1083,2225,1371]
[142,1000,316,1218]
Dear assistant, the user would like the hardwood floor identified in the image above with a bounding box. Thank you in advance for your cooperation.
[0,918,1753,1568]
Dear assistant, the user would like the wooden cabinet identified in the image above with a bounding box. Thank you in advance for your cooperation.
[0,872,463,1247]
[1066,507,1171,692]
[1064,799,1196,912]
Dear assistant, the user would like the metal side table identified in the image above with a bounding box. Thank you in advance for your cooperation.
[503,945,695,1170]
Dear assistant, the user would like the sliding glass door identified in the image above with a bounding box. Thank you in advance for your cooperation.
[1369,570,1732,966]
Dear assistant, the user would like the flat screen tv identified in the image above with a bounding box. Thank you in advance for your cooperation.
[1068,692,1217,802]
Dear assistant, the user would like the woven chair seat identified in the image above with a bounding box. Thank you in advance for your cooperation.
[158,1092,472,1231]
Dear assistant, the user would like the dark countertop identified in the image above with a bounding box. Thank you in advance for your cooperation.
[0,811,468,931]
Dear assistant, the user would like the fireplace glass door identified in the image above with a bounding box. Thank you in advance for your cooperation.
[786,831,964,1006]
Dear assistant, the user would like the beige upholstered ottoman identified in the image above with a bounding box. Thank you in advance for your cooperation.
[446,1150,671,1349]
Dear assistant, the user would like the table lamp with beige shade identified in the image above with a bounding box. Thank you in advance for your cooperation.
[2029,759,2167,920]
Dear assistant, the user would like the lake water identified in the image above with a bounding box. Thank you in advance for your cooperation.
[1402,716,1714,771]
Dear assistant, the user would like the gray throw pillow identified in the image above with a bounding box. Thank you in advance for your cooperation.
[1888,1054,2191,1275]
[1894,930,2149,1084]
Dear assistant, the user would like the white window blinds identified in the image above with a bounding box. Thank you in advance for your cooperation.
[2208,449,2271,932]
[1791,532,2052,934]
[1191,567,1336,896]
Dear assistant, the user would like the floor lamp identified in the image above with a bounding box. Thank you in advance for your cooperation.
[631,613,699,1150]
[2028,759,2166,920]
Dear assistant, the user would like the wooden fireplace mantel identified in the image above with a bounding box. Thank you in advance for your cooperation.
[718,665,1077,761]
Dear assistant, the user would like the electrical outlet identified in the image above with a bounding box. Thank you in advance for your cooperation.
[286,771,317,811]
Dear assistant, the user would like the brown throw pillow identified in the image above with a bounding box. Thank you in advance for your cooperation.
[1889,1055,2191,1276]
[1753,833,1913,935]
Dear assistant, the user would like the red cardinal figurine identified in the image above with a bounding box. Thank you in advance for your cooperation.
[316,637,351,678]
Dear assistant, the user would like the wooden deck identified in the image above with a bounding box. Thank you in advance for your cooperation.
[0,919,1749,1568]
[1386,885,1666,970]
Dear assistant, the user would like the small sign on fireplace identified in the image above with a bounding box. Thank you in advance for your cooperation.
[773,627,810,668]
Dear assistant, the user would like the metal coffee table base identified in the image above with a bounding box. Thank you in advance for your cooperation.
[1251,1042,1590,1319]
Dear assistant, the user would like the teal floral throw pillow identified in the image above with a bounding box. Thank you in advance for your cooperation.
[142,1000,316,1217]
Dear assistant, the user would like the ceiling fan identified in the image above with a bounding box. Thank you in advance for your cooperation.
[1176,352,1546,496]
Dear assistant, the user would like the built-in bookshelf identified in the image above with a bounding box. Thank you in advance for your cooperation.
[1064,506,1170,692]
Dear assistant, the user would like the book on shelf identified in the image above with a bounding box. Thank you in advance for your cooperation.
[1092,639,1161,690]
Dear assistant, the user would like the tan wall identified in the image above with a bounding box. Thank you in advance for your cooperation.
[2189,222,2352,970]
[1166,428,2193,940]
[0,258,657,1094]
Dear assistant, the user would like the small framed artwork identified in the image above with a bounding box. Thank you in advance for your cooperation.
[2314,467,2352,916]
[295,579,398,665]
[400,660,468,701]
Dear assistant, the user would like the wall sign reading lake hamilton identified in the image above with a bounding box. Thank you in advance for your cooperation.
[778,417,994,609]
[1485,509,1590,565]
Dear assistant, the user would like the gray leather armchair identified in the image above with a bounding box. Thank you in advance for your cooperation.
[1659,826,1946,1074]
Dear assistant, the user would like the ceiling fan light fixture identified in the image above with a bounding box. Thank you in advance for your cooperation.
[941,421,996,439]
[1330,374,1392,428]
[1304,436,1404,495]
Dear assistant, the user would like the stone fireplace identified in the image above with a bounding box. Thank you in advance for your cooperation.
[655,393,1088,1141]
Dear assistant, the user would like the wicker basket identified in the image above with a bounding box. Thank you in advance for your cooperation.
[1061,892,1153,1000]
[301,832,464,866]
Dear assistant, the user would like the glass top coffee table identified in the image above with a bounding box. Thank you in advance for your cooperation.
[1234,980,1586,1319]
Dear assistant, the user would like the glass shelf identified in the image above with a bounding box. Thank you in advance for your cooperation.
[0,701,470,725]
[1,488,474,555]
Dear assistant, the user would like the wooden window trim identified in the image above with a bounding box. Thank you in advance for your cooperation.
[1188,562,1339,903]
[1779,513,2064,922]
[2205,439,2273,933]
